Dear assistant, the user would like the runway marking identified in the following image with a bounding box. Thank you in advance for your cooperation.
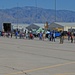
[5,62,75,75]
[55,72,75,75]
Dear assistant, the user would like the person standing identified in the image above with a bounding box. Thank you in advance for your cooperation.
[48,32,51,41]
[39,31,42,40]
[73,32,75,43]
[15,31,18,39]
[11,31,13,38]
[42,31,45,41]
[67,32,71,41]
[71,32,73,43]
[53,32,55,42]
[60,31,64,44]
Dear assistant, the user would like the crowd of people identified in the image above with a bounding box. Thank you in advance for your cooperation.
[0,30,75,44]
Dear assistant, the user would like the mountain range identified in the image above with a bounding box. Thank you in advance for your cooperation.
[0,6,75,24]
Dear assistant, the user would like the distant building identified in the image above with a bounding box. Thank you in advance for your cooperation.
[0,22,49,32]
[12,23,29,31]
[49,22,75,32]
[26,23,45,31]
[33,23,44,28]
[26,24,40,31]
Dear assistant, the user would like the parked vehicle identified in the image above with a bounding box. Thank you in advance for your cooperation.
[46,31,61,38]
[55,32,61,37]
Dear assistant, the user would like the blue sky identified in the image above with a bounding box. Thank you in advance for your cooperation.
[0,0,75,11]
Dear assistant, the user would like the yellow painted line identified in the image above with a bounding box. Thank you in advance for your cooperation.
[55,72,75,75]
[5,62,75,75]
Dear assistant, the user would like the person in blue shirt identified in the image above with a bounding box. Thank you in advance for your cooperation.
[15,31,18,39]
[39,31,42,40]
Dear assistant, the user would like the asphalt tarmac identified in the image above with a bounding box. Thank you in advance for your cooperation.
[0,37,75,75]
